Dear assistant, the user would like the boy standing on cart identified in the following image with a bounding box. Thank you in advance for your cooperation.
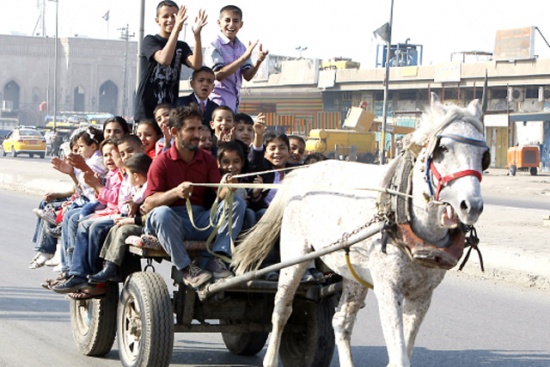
[134,1,208,122]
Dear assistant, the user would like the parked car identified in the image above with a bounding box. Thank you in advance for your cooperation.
[2,127,47,158]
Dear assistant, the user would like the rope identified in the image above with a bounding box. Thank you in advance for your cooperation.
[344,247,374,289]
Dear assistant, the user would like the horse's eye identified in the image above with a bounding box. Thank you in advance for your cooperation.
[437,145,449,154]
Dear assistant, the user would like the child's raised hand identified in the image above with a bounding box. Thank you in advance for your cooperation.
[51,156,73,175]
[175,5,189,33]
[253,113,266,136]
[83,171,101,188]
[67,153,88,171]
[192,9,208,35]
[219,126,234,142]
[245,40,260,58]
[256,44,269,65]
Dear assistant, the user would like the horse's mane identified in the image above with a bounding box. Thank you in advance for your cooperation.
[410,102,483,146]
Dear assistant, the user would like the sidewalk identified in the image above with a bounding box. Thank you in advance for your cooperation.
[1,158,549,290]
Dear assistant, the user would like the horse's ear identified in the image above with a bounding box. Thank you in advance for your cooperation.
[430,92,440,105]
[467,99,482,119]
[430,93,446,118]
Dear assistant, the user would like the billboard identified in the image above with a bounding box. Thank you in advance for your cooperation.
[494,27,535,61]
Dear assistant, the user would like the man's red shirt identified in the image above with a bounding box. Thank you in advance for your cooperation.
[145,144,221,207]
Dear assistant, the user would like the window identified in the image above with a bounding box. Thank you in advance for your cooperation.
[491,88,507,99]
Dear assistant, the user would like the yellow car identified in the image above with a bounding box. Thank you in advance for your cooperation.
[2,127,47,158]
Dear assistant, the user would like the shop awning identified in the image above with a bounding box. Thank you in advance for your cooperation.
[509,111,550,122]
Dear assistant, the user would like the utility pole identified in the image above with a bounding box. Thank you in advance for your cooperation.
[380,0,394,165]
[119,24,135,117]
[47,0,59,129]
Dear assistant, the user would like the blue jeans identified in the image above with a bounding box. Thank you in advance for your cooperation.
[32,199,65,255]
[60,207,82,273]
[145,197,246,271]
[70,217,114,278]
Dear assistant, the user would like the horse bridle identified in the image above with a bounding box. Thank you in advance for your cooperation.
[425,133,490,201]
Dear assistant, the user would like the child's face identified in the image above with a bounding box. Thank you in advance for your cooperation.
[101,143,118,171]
[191,71,215,100]
[218,150,244,176]
[264,138,289,169]
[128,170,147,187]
[77,137,97,159]
[289,138,306,164]
[234,122,254,146]
[118,141,144,164]
[198,129,213,151]
[137,124,159,153]
[218,10,243,41]
[156,5,178,37]
[104,122,125,140]
[154,108,171,131]
[70,143,79,155]
[210,110,235,138]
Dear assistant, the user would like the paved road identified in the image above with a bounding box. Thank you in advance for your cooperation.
[1,191,549,367]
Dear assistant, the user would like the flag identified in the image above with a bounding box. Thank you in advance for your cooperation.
[373,22,391,43]
[102,10,110,22]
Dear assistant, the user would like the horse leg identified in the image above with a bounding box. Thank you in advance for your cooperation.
[263,261,309,367]
[332,279,368,367]
[374,283,409,367]
[403,291,433,358]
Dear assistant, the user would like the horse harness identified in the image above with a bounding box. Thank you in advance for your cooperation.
[375,134,486,271]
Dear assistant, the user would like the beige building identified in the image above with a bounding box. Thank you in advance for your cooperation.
[0,34,137,125]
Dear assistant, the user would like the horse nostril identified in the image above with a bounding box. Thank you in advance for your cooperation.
[460,198,484,214]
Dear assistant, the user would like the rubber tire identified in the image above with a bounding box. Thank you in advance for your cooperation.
[509,165,516,176]
[530,167,538,176]
[279,297,336,367]
[70,282,119,356]
[118,272,174,367]
[30,153,34,158]
[2,149,6,157]
[10,146,17,157]
[221,319,269,356]
[39,152,45,159]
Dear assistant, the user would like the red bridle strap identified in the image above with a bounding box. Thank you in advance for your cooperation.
[430,161,482,201]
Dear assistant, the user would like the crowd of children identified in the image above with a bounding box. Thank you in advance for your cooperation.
[29,1,329,295]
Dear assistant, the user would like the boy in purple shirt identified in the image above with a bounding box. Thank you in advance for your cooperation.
[205,5,268,112]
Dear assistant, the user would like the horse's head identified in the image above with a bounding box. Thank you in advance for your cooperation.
[411,94,489,229]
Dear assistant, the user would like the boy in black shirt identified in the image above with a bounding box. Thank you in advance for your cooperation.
[134,1,208,122]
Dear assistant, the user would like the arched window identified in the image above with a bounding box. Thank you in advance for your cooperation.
[99,81,118,115]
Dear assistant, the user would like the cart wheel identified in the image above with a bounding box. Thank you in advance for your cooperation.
[509,165,516,176]
[70,282,119,356]
[530,167,538,176]
[280,297,336,367]
[118,272,174,367]
[221,319,269,356]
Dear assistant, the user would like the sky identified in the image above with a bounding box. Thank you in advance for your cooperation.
[1,0,549,67]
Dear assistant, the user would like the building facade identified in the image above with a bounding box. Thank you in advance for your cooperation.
[0,34,138,126]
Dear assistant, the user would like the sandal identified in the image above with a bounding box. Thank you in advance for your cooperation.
[67,288,106,301]
[41,272,69,289]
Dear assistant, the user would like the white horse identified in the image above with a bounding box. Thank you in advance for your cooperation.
[233,94,488,367]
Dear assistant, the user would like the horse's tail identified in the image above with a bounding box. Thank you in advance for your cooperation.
[232,190,286,275]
